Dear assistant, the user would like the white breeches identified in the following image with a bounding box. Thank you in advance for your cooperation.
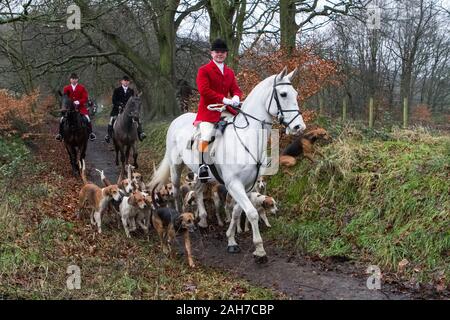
[198,122,215,142]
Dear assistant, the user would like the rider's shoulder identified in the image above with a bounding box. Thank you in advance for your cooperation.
[113,85,128,92]
[78,83,87,90]
[200,60,218,70]
[224,64,235,75]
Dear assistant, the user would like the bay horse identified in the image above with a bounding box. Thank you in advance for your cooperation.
[60,92,89,176]
[148,67,306,263]
[112,95,142,177]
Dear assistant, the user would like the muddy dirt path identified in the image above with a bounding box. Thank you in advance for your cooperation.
[85,124,412,300]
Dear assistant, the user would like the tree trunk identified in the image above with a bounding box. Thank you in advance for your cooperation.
[206,0,246,69]
[151,77,179,120]
[280,0,298,53]
[154,1,179,119]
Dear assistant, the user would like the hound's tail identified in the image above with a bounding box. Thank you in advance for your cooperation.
[79,159,88,185]
[95,168,111,187]
[147,153,170,192]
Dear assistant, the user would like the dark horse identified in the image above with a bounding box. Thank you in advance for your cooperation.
[60,92,89,176]
[112,95,142,176]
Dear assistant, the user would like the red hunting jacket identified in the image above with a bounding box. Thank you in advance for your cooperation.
[194,60,242,124]
[63,84,89,115]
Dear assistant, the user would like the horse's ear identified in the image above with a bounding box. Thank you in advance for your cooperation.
[134,88,142,97]
[277,67,287,81]
[277,66,288,81]
[287,67,298,82]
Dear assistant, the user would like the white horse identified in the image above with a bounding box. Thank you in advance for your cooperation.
[149,67,306,262]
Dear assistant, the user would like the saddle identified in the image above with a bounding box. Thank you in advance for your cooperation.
[187,117,230,151]
[215,118,230,134]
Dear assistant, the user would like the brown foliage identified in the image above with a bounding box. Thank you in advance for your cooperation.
[237,47,341,105]
[185,47,338,124]
[411,104,432,124]
[0,89,52,134]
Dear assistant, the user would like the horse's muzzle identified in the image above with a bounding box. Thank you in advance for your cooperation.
[293,124,306,134]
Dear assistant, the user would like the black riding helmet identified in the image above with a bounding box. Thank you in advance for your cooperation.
[211,38,228,52]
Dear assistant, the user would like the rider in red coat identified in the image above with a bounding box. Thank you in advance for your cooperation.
[56,73,96,141]
[195,38,242,181]
[194,59,242,124]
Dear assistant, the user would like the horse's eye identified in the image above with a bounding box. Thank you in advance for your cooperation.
[280,92,287,98]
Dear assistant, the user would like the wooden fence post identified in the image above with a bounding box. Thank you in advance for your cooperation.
[342,97,347,121]
[369,97,374,128]
[403,97,408,128]
[319,96,324,115]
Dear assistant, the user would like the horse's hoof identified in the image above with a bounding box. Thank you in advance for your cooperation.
[253,254,268,264]
[227,245,241,254]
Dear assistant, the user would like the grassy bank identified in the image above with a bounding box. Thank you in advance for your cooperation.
[140,119,449,287]
[266,122,449,286]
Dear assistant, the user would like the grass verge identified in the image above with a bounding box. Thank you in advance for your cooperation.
[266,121,449,287]
[0,134,280,299]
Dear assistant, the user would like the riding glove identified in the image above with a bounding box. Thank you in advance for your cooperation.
[232,95,240,107]
[222,97,233,106]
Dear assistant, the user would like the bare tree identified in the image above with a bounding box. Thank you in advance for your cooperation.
[280,0,362,53]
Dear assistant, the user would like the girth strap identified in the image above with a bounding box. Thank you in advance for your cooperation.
[209,163,224,185]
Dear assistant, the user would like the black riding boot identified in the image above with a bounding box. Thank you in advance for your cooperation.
[105,124,113,143]
[137,121,146,141]
[198,151,211,183]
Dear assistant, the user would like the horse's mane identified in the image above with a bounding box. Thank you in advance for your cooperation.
[123,95,140,110]
[241,75,280,108]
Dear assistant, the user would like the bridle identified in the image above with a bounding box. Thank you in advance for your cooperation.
[122,99,140,124]
[227,76,302,192]
[232,76,302,129]
[62,98,82,129]
[270,77,302,128]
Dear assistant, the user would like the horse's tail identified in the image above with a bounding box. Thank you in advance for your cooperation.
[79,159,88,185]
[147,153,170,191]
